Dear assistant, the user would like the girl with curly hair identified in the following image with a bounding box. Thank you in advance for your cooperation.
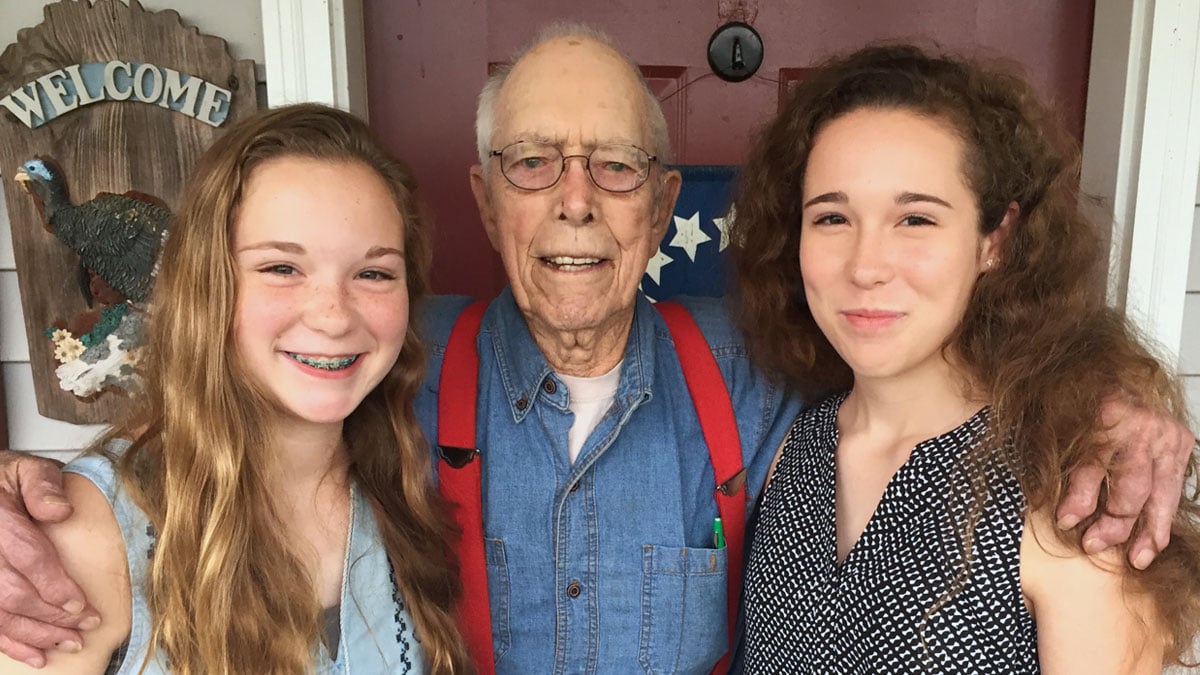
[732,45,1200,672]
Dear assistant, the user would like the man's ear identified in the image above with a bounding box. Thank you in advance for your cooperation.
[982,200,1019,268]
[469,164,501,251]
[651,168,683,243]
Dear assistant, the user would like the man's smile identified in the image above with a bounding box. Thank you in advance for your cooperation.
[539,255,609,272]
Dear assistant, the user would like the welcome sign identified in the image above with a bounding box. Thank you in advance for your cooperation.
[0,0,257,424]
[2,61,234,128]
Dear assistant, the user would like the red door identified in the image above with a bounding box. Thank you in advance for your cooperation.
[363,1,1093,298]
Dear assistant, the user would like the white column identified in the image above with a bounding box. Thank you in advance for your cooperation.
[1127,0,1200,361]
[259,0,368,119]
[1085,0,1200,362]
[1080,0,1152,308]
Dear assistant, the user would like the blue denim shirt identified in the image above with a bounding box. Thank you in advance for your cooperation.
[417,288,802,675]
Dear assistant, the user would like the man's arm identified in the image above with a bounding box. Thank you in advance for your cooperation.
[1056,395,1197,569]
[0,451,98,668]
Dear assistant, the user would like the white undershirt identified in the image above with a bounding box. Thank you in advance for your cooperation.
[558,360,623,463]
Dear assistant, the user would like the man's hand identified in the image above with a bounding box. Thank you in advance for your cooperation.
[0,451,97,668]
[1055,396,1197,570]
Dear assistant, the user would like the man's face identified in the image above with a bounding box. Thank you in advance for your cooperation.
[470,37,681,339]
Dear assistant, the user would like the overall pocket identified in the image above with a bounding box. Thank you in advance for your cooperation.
[637,544,728,674]
[485,538,512,664]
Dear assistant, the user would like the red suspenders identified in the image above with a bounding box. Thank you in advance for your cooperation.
[436,300,746,674]
[654,302,747,675]
[436,300,494,673]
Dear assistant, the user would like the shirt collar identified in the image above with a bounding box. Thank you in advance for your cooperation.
[487,287,657,422]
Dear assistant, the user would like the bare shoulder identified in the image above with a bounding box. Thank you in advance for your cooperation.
[1021,510,1164,674]
[19,473,132,674]
[43,472,129,569]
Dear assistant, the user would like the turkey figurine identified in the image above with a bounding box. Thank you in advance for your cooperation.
[13,157,171,307]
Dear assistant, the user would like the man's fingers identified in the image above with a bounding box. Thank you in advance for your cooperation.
[1100,448,1153,520]
[1096,392,1134,432]
[13,459,71,524]
[1077,444,1153,554]
[0,565,86,631]
[1124,425,1192,569]
[0,510,90,623]
[0,608,82,652]
[1066,393,1194,561]
[0,452,70,525]
[1162,419,1196,475]
[1056,461,1106,530]
[1077,403,1187,559]
[14,551,92,623]
[11,582,96,631]
[1080,510,1138,555]
[1127,513,1173,571]
[0,633,46,669]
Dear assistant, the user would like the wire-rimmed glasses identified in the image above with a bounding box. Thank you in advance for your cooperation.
[489,141,658,193]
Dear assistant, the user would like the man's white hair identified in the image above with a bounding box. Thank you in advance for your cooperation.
[474,21,674,167]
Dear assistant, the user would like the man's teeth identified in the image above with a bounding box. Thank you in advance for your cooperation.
[288,353,359,370]
[545,256,602,271]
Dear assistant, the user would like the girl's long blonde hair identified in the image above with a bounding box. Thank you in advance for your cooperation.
[94,103,470,673]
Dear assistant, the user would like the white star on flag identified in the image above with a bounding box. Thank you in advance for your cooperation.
[712,204,735,252]
[644,248,674,285]
[669,211,711,261]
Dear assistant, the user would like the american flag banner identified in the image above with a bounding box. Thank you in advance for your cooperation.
[641,165,738,302]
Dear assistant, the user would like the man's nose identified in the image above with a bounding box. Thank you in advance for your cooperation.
[557,155,597,224]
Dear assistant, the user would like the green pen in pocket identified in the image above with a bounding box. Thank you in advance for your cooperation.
[713,517,726,549]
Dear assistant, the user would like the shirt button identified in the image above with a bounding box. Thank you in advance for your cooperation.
[566,580,582,598]
[515,397,528,411]
[543,378,557,394]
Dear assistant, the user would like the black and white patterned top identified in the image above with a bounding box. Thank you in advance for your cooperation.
[742,393,1039,673]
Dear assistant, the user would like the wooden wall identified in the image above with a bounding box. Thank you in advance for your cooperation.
[0,0,264,460]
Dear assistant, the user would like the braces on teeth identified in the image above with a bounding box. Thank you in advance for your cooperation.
[289,353,358,370]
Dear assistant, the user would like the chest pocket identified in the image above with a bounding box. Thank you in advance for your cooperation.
[486,538,513,664]
[637,544,728,674]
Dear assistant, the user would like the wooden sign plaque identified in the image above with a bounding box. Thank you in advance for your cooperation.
[0,0,257,424]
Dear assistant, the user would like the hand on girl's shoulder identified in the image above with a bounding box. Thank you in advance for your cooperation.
[1021,510,1164,674]
[0,473,133,675]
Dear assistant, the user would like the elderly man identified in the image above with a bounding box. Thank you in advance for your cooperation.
[0,23,1194,674]
[418,25,797,673]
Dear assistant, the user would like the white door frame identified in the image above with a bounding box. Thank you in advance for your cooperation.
[261,0,1200,362]
[259,0,368,119]
[1085,0,1200,363]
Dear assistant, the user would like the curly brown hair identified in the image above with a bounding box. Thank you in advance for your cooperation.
[730,44,1200,663]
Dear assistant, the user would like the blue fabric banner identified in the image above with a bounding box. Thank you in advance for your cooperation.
[641,165,737,302]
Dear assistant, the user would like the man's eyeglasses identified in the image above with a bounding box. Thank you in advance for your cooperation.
[489,141,658,193]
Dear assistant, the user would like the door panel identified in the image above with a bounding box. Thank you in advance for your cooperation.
[642,66,688,160]
[363,1,1093,298]
[0,369,7,449]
